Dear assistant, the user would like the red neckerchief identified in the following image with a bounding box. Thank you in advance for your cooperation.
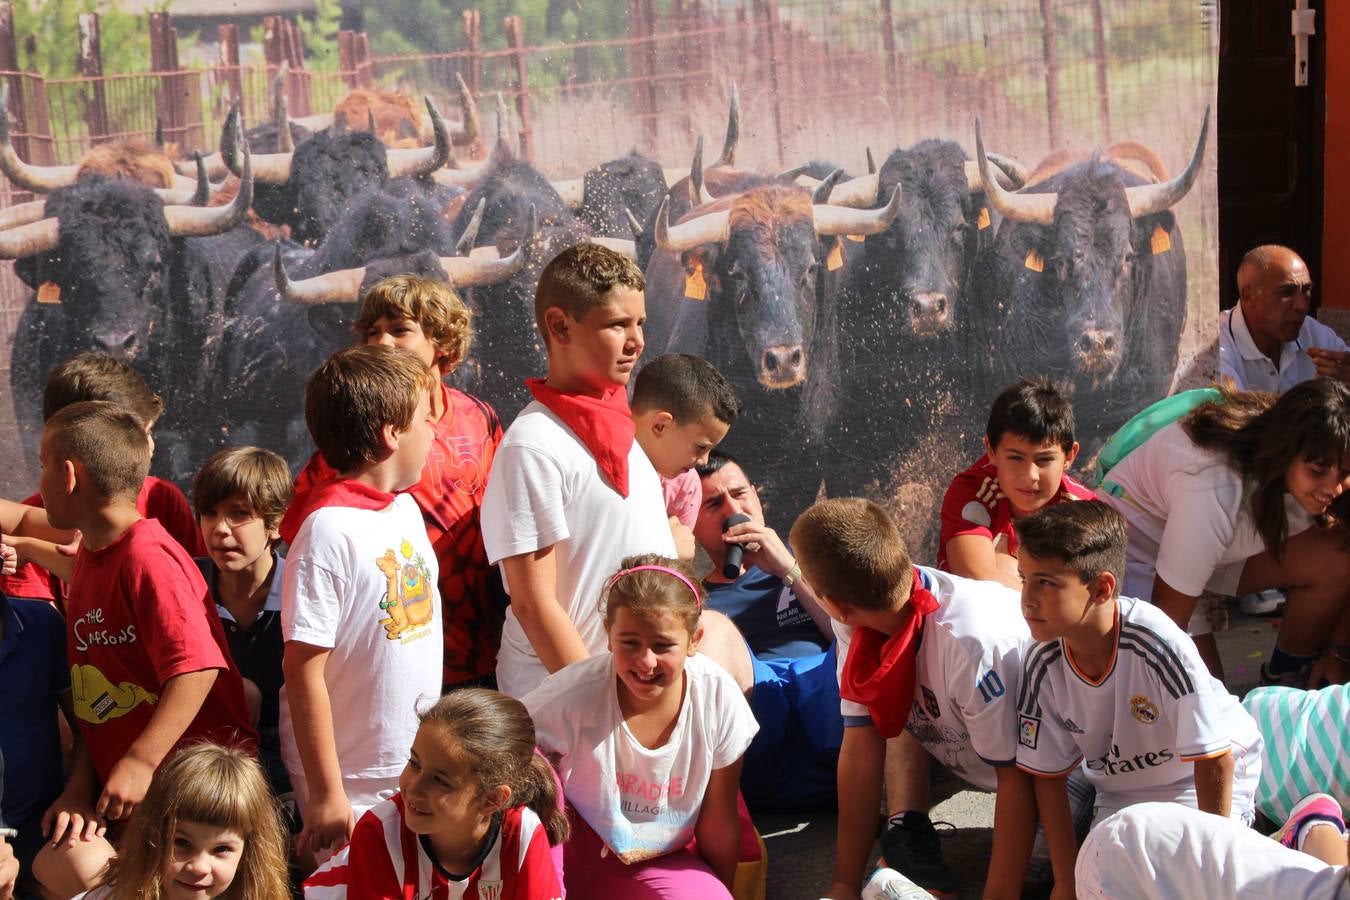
[278,476,396,545]
[839,568,941,738]
[527,377,635,497]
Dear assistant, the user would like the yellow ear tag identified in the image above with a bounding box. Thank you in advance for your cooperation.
[977,206,991,230]
[846,233,865,243]
[37,281,61,304]
[683,262,707,301]
[1024,249,1044,273]
[1150,224,1171,255]
[826,239,844,271]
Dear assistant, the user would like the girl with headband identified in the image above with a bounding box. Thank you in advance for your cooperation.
[523,553,759,899]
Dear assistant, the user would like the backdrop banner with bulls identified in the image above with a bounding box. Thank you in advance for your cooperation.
[0,0,1218,559]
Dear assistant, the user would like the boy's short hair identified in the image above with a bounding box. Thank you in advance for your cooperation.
[1012,500,1126,591]
[353,274,473,369]
[304,345,433,474]
[790,498,913,611]
[694,447,739,479]
[631,354,741,426]
[534,242,645,341]
[44,401,150,501]
[986,377,1075,452]
[192,447,294,531]
[43,352,165,428]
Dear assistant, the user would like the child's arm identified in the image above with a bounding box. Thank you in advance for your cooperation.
[828,723,885,900]
[99,669,218,820]
[669,517,696,563]
[1030,773,1077,900]
[1193,750,1235,818]
[42,692,104,846]
[693,759,744,890]
[282,640,355,854]
[500,546,590,674]
[5,533,78,582]
[0,498,76,544]
[943,535,1022,591]
[983,766,1036,900]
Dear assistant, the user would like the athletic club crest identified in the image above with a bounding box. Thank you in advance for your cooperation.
[1130,694,1160,725]
[477,880,502,900]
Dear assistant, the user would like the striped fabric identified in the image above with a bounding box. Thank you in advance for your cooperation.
[1241,684,1350,824]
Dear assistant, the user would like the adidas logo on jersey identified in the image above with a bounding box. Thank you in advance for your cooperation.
[1085,743,1175,776]
[1060,717,1086,735]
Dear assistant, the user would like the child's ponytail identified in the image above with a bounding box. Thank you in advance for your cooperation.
[419,689,570,845]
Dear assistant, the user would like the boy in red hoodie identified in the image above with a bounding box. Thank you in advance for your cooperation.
[278,345,441,859]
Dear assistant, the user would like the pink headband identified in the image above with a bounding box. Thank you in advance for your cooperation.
[602,564,703,612]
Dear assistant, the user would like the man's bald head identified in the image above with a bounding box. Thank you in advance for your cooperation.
[1237,244,1313,351]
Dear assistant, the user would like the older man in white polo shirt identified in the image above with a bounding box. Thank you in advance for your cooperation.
[1219,245,1349,392]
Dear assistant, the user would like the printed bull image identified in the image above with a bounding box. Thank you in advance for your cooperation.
[0,12,1217,562]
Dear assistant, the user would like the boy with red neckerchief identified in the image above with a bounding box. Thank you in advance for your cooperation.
[286,275,504,691]
[481,243,678,700]
[278,345,442,861]
[792,498,1072,900]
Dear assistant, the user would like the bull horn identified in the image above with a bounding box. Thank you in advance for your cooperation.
[275,243,366,306]
[164,143,253,237]
[155,116,166,149]
[590,237,637,259]
[655,195,730,252]
[986,152,1029,189]
[386,96,452,179]
[976,118,1055,226]
[276,91,295,153]
[716,82,739,167]
[0,214,59,259]
[625,207,644,238]
[818,173,880,209]
[0,198,48,229]
[1124,105,1210,219]
[0,84,81,193]
[963,157,1025,193]
[151,152,212,205]
[687,135,713,208]
[174,150,228,180]
[551,177,584,208]
[777,164,810,181]
[812,168,843,204]
[430,136,500,189]
[454,198,486,255]
[866,147,877,175]
[813,186,901,236]
[439,237,526,287]
[450,72,479,148]
[367,108,377,134]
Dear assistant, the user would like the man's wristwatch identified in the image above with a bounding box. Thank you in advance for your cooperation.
[782,560,802,588]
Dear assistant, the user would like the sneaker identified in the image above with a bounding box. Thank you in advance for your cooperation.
[1259,660,1310,688]
[879,811,957,897]
[1239,589,1286,616]
[1272,793,1346,850]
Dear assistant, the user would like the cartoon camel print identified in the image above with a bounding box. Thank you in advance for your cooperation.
[376,549,411,638]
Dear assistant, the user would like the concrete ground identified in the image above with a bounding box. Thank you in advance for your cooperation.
[752,608,1281,899]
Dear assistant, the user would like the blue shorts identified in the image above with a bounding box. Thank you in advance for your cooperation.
[741,643,844,812]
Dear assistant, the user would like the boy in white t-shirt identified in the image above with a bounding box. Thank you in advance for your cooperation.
[481,244,679,698]
[278,345,443,858]
[1012,500,1262,897]
[791,498,1050,900]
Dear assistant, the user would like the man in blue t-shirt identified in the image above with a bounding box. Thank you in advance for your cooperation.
[694,450,842,811]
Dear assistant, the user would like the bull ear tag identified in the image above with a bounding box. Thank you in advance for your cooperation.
[684,261,708,301]
[977,207,991,230]
[37,281,61,304]
[1150,225,1171,255]
[1024,249,1044,273]
[826,238,844,272]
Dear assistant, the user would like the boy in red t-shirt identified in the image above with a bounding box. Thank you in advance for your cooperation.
[31,401,255,899]
[0,352,204,604]
[287,275,504,690]
[939,377,1094,590]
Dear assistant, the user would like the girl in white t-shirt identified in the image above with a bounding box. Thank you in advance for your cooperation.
[305,689,566,900]
[65,744,290,900]
[524,554,759,900]
[1099,379,1350,683]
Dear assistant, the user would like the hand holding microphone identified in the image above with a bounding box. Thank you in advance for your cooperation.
[721,513,753,578]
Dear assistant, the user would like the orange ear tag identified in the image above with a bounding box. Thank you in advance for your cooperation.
[684,262,707,301]
[37,281,61,304]
[1024,249,1044,273]
[846,233,865,243]
[977,207,991,230]
[1150,224,1171,255]
[826,239,844,271]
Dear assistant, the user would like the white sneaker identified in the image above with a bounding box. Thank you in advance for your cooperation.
[1239,589,1286,616]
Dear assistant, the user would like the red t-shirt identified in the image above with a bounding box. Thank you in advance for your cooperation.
[65,518,256,781]
[937,458,1095,569]
[293,384,504,686]
[0,476,206,605]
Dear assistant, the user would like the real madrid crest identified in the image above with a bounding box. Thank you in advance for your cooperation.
[1130,694,1159,725]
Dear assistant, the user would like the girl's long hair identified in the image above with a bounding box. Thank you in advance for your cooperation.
[419,689,570,845]
[1183,379,1350,555]
[98,743,290,900]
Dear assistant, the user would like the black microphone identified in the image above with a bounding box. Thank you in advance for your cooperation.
[721,513,752,579]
